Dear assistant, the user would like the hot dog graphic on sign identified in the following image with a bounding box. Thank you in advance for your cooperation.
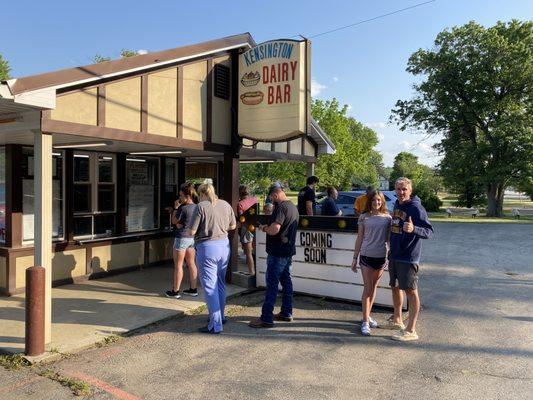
[238,39,311,142]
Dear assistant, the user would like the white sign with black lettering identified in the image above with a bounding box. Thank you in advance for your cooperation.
[255,229,397,308]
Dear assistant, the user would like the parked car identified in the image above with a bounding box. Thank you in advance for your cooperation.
[316,190,397,216]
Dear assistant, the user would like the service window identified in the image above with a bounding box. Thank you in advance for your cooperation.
[73,152,116,238]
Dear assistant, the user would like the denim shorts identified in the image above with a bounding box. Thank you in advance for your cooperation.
[174,237,195,251]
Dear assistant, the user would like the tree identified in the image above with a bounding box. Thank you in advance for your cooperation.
[93,49,138,63]
[313,99,379,190]
[120,49,138,58]
[391,20,533,217]
[0,54,11,80]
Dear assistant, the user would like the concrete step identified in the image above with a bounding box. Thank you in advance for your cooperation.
[231,271,256,289]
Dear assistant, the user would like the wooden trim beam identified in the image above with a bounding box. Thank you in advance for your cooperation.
[177,66,183,139]
[239,147,316,163]
[206,59,213,144]
[97,85,105,127]
[141,75,148,133]
[41,118,231,153]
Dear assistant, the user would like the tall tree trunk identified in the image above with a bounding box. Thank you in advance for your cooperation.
[486,182,505,217]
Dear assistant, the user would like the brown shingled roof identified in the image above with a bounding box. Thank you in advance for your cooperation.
[9,33,255,95]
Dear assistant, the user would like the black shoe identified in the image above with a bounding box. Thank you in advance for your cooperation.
[183,288,199,297]
[198,326,220,334]
[206,318,227,324]
[165,290,181,299]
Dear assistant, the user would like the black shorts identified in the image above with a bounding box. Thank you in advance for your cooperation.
[359,255,387,270]
[388,260,419,290]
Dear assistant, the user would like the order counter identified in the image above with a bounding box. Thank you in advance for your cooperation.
[253,215,398,309]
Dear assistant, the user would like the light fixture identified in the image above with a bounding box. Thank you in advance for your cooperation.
[126,158,146,162]
[129,150,183,155]
[53,141,113,149]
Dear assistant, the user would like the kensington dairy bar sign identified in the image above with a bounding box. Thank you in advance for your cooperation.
[238,39,311,142]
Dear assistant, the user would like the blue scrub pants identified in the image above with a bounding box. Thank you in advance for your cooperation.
[196,239,230,333]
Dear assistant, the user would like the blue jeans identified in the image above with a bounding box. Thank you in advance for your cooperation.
[261,255,293,324]
[196,239,230,333]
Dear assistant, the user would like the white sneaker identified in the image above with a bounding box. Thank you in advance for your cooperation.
[361,322,371,336]
[369,316,378,328]
[391,330,418,342]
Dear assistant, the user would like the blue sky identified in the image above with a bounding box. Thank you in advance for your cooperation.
[2,0,532,166]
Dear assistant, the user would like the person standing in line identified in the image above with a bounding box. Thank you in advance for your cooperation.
[297,176,319,216]
[354,186,376,216]
[352,191,392,336]
[388,177,433,342]
[249,185,299,328]
[238,185,259,276]
[322,186,342,216]
[189,183,236,334]
[165,182,199,299]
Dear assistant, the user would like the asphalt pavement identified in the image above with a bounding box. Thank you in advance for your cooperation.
[1,222,531,400]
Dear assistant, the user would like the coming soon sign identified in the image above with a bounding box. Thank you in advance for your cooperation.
[238,39,311,142]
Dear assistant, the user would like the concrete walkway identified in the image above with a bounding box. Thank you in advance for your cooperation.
[0,265,247,355]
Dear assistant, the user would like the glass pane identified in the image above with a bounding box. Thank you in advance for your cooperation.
[98,156,113,183]
[98,184,115,212]
[73,184,91,213]
[94,214,115,236]
[165,160,176,184]
[74,155,90,182]
[0,147,5,242]
[22,174,64,242]
[126,158,159,232]
[74,216,92,236]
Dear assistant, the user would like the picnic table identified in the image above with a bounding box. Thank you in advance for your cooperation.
[445,207,479,218]
[511,208,533,218]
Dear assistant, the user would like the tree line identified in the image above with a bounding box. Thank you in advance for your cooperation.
[2,20,531,216]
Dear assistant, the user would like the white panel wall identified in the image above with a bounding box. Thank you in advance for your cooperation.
[256,230,399,308]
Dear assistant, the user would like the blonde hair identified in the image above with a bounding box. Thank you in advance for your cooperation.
[395,177,412,187]
[197,183,217,204]
[364,191,388,214]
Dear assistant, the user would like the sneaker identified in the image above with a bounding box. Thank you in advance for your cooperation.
[183,288,199,297]
[391,330,418,342]
[273,312,293,322]
[361,322,371,336]
[384,320,405,330]
[248,318,274,328]
[198,326,220,334]
[363,317,378,329]
[165,290,181,299]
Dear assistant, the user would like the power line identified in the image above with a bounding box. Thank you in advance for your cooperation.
[293,0,436,39]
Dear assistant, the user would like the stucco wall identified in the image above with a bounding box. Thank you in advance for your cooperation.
[15,249,87,288]
[105,77,141,132]
[91,242,144,273]
[50,89,98,125]
[148,69,178,137]
[182,61,207,141]
[148,238,173,264]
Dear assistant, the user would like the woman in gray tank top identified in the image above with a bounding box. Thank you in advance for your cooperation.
[352,190,392,336]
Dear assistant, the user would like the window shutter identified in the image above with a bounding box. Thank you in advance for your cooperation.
[214,64,230,100]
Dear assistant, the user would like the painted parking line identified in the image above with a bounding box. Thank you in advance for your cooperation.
[0,375,45,396]
[65,370,143,400]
